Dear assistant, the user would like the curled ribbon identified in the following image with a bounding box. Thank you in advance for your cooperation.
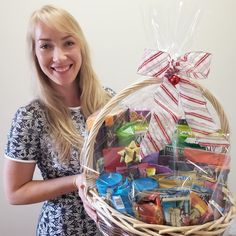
[138,49,227,158]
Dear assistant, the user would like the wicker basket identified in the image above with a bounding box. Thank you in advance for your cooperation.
[82,77,236,236]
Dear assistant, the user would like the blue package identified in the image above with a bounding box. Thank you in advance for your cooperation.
[132,177,158,192]
[96,172,122,196]
[111,178,134,216]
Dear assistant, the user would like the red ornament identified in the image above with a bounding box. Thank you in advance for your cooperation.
[168,75,180,86]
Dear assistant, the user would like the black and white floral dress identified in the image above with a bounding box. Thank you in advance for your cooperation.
[5,99,102,236]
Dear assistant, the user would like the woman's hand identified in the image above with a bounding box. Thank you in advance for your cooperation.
[75,174,98,223]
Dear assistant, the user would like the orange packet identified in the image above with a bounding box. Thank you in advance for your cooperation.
[184,148,230,167]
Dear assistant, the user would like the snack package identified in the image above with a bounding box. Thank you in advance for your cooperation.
[81,1,234,234]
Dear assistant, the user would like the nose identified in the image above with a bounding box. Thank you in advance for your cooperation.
[53,47,67,62]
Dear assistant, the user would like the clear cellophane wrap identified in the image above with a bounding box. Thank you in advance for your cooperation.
[81,1,235,235]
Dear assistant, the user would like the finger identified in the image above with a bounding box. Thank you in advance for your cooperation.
[75,173,85,188]
[78,186,87,201]
[84,204,97,222]
[83,201,96,211]
[78,188,96,210]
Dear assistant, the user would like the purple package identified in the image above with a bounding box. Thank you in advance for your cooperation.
[149,163,173,174]
[142,152,159,164]
[158,155,175,166]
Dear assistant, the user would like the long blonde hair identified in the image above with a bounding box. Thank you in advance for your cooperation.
[27,5,111,162]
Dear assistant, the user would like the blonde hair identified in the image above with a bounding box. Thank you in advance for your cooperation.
[27,4,111,162]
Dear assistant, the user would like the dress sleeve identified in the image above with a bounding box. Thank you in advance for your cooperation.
[5,105,41,162]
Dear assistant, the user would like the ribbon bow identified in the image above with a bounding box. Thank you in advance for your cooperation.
[137,49,223,158]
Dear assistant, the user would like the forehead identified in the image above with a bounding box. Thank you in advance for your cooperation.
[34,22,70,41]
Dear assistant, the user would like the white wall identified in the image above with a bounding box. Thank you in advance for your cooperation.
[1,0,235,235]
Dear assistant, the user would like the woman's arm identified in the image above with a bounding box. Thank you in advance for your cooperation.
[4,159,97,222]
[3,159,77,205]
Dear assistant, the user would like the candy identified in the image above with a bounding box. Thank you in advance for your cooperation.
[134,193,164,224]
[111,178,134,216]
[96,172,123,196]
[132,177,158,192]
[102,147,126,172]
[116,121,148,146]
[161,188,190,226]
[184,148,230,167]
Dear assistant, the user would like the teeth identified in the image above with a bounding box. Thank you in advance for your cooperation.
[53,65,70,72]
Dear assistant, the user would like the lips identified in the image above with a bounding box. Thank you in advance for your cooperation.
[51,64,72,72]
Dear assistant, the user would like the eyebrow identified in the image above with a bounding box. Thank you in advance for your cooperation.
[37,35,73,42]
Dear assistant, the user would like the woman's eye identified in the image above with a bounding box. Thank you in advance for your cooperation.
[65,41,75,47]
[40,44,51,50]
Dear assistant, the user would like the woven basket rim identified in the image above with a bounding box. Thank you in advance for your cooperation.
[82,77,234,236]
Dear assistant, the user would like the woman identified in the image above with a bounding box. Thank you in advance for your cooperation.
[4,4,113,236]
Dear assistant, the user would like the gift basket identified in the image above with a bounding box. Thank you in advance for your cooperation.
[81,2,236,235]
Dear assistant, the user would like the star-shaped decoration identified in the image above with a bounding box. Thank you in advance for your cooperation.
[118,141,141,164]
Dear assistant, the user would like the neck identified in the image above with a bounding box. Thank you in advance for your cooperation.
[64,86,81,107]
[66,94,81,107]
[51,81,81,107]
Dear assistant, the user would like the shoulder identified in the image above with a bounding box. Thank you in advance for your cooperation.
[5,100,45,162]
[16,99,44,113]
[15,99,45,118]
[11,99,46,129]
[103,86,116,97]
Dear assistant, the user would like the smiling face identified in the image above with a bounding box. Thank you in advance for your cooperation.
[34,22,82,91]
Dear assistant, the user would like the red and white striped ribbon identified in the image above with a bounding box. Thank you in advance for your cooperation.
[138,49,228,158]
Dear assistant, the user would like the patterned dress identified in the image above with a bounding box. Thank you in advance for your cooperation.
[5,99,103,236]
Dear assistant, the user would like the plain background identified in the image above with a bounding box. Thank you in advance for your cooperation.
[1,0,235,235]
